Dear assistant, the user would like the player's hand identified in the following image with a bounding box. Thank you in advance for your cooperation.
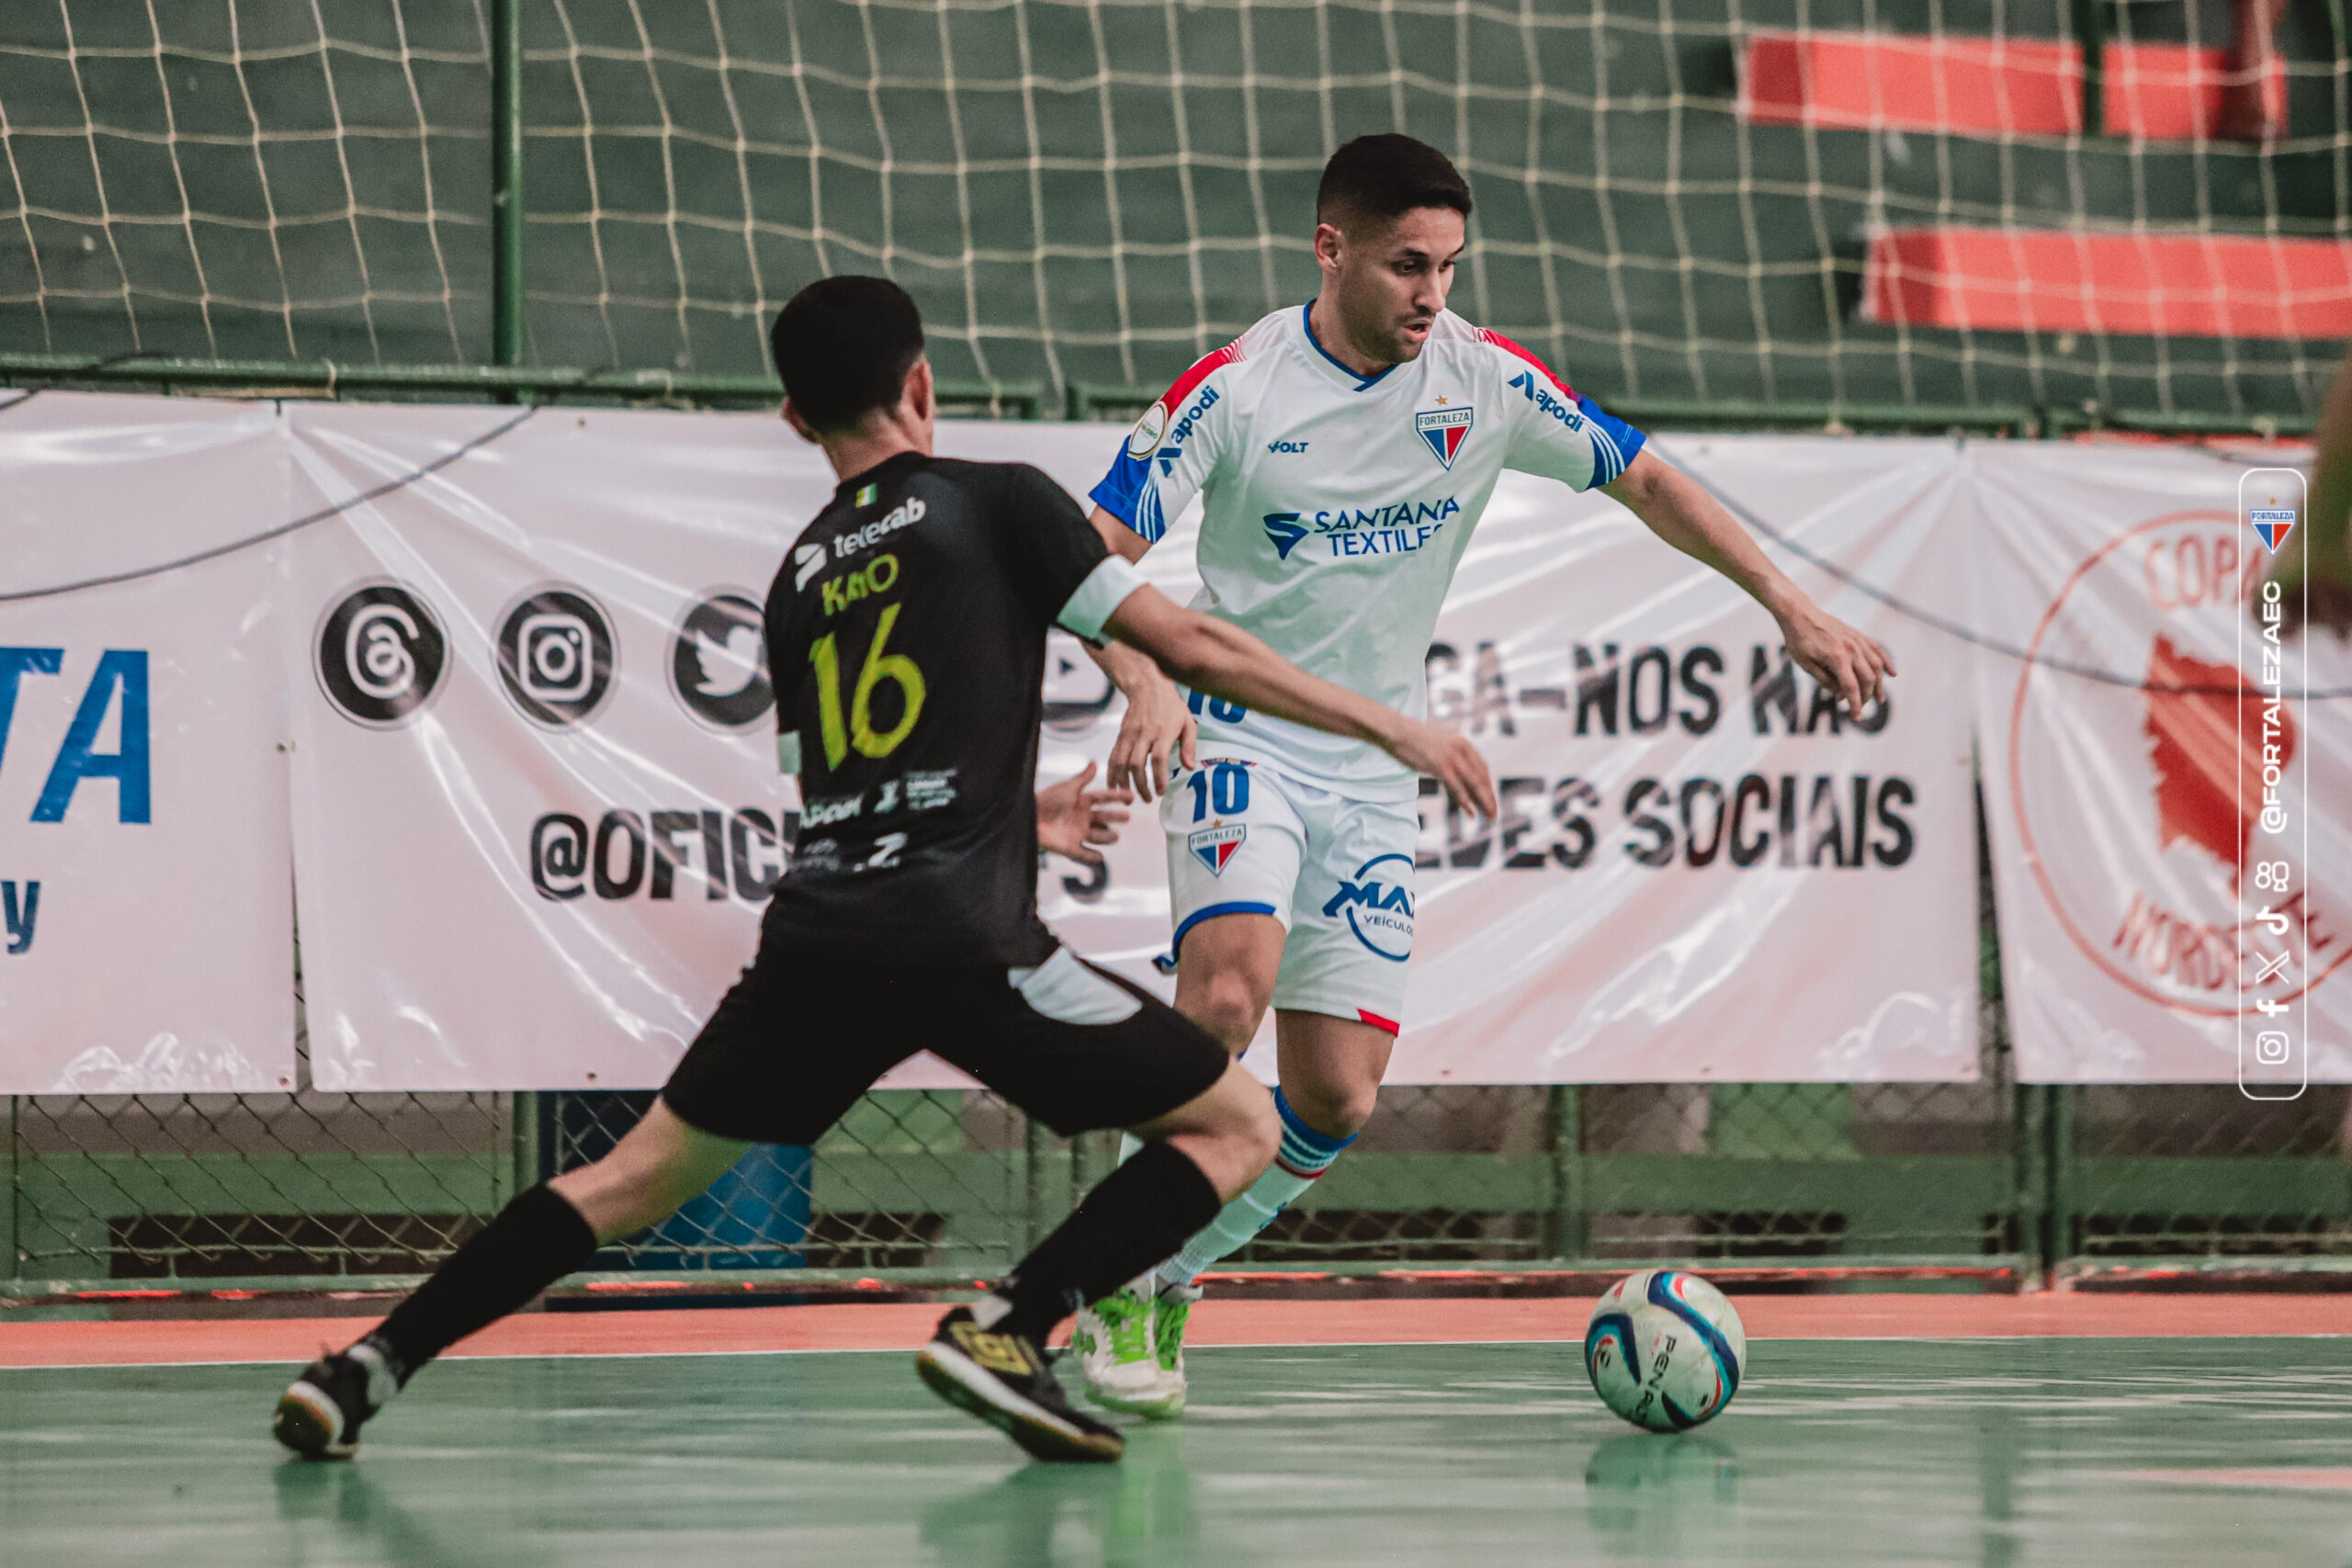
[1386,719,1498,820]
[1778,601,1894,716]
[1036,761,1133,864]
[1104,664,1197,802]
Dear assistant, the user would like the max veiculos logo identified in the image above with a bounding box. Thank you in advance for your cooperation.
[1323,852,1415,961]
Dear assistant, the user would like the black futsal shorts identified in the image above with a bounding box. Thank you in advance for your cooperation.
[659,940,1230,1147]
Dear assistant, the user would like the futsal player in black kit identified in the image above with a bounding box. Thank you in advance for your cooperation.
[270,276,1496,1464]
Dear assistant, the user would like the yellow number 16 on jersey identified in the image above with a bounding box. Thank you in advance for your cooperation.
[808,602,927,767]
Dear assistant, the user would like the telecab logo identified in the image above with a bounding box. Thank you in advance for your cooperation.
[2006,511,2344,1017]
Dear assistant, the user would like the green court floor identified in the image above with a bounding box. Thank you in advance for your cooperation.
[5,1339,2349,1566]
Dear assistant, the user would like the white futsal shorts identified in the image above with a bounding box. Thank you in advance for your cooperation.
[1157,757,1419,1033]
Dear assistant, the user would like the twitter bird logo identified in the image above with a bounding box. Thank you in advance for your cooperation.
[693,624,765,696]
[672,592,774,728]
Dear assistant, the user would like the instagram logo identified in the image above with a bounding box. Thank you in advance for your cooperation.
[2253,1031,2290,1066]
[497,587,616,728]
[518,612,594,701]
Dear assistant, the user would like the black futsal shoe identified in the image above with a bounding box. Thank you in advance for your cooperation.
[273,1337,401,1459]
[915,1307,1125,1463]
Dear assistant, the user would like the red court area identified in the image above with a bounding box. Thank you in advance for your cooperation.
[4,1292,2347,1370]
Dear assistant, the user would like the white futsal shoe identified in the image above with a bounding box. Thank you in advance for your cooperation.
[1073,1273,1184,1418]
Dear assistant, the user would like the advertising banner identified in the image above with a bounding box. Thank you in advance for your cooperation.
[1965,443,2352,1083]
[3,394,1992,1089]
[0,393,296,1092]
[283,403,823,1091]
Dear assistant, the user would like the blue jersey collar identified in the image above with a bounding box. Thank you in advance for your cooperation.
[1300,302,1396,391]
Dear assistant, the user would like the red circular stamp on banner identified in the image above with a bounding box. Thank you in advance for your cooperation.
[2007,509,2345,1018]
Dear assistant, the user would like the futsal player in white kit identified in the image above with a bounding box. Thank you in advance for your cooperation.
[1069,133,1894,1415]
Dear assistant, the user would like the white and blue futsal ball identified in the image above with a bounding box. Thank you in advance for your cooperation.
[1584,1269,1747,1432]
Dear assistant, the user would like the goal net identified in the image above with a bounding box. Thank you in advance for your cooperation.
[0,0,2345,422]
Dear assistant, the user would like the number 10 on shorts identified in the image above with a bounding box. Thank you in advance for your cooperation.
[2237,468,2306,1102]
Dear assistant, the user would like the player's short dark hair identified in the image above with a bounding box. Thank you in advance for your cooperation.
[1316,134,1473,232]
[770,276,926,434]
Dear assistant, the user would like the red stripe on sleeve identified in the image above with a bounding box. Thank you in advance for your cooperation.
[1356,1009,1401,1036]
[1154,343,1240,413]
[1477,328,1577,400]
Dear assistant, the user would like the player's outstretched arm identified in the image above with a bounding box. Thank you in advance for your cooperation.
[1601,448,1894,715]
[1104,585,1498,818]
[1081,504,1195,800]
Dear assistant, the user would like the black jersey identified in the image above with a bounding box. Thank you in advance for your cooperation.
[760,450,1128,966]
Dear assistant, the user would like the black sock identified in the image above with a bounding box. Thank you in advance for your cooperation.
[991,1141,1221,1343]
[365,1183,599,1381]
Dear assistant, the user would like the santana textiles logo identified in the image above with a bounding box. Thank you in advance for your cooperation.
[316,581,448,728]
[2007,510,2344,1019]
[670,590,771,731]
[1322,852,1415,961]
[496,585,616,729]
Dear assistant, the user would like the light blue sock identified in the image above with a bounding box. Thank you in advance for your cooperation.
[1161,1089,1355,1286]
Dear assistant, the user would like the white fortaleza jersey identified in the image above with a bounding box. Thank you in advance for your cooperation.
[1090,303,1646,800]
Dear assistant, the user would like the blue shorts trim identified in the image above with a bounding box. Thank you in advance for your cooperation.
[1170,899,1280,958]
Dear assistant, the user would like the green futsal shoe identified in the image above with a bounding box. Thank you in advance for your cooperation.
[1151,1280,1202,1416]
[1074,1274,1182,1418]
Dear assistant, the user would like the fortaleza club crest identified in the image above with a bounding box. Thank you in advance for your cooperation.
[1188,822,1246,876]
[1415,405,1473,469]
[2249,502,2297,555]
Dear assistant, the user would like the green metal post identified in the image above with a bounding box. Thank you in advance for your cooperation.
[490,0,526,371]
[1,1096,17,1292]
[2013,1077,2044,1283]
[1017,1114,1050,1258]
[2072,0,2106,137]
[2043,1085,2076,1279]
[1547,1085,1588,1262]
[507,1090,541,1206]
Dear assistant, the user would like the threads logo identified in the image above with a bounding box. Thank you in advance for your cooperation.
[316,581,448,728]
[670,590,772,730]
[497,586,616,729]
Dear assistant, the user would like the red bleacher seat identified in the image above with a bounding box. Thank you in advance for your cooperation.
[1740,30,2283,141]
[1860,228,2352,337]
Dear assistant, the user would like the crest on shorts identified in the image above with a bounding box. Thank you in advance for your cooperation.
[1188,822,1246,876]
[1416,405,1474,469]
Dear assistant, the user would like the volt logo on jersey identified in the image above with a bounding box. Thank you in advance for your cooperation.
[1188,822,1247,875]
[1263,512,1309,560]
[1323,852,1415,961]
[1415,406,1474,469]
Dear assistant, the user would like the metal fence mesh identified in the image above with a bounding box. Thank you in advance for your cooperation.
[10,1068,2348,1296]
